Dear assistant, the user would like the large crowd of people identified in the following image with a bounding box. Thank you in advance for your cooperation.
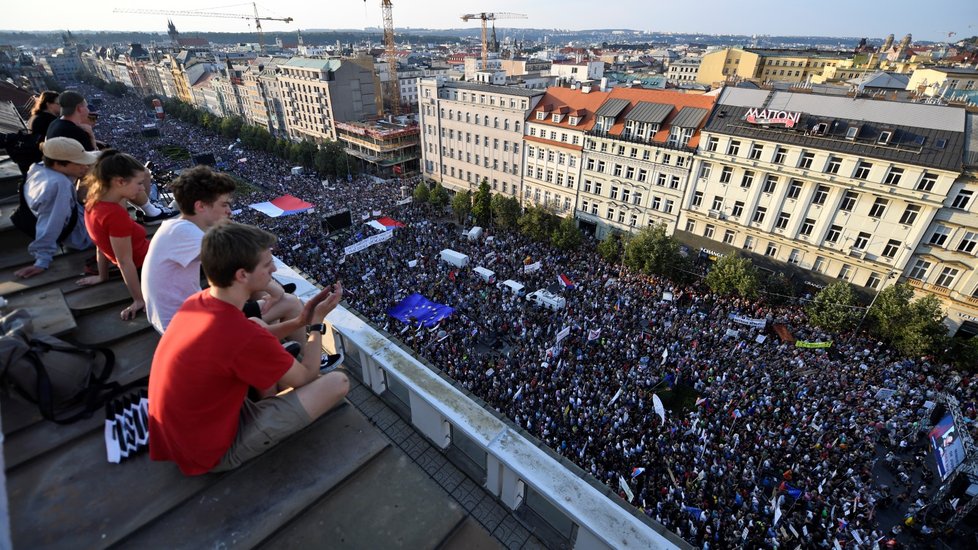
[85,87,978,548]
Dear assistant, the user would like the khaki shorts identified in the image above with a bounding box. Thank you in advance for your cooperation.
[211,390,312,472]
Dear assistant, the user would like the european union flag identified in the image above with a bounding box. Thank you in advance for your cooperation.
[387,293,454,327]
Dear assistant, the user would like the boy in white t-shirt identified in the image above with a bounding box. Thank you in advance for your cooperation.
[142,166,303,339]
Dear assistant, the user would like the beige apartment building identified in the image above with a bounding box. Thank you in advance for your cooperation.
[521,86,608,215]
[696,48,848,86]
[906,118,978,337]
[906,66,978,97]
[419,79,544,197]
[682,87,966,304]
[276,56,378,143]
[577,88,716,238]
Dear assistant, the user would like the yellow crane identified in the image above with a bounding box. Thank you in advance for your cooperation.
[363,0,400,116]
[460,12,526,67]
[113,3,292,55]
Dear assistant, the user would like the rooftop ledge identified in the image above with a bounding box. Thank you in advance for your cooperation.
[322,302,686,550]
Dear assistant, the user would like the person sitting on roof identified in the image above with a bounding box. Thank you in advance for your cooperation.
[75,150,152,320]
[141,166,305,340]
[13,138,96,279]
[148,221,349,475]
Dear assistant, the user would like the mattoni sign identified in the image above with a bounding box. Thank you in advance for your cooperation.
[744,108,801,128]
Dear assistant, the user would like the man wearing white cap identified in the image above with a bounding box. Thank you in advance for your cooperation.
[13,137,97,279]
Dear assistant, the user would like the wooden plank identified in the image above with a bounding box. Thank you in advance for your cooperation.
[65,279,130,313]
[0,203,13,232]
[261,446,466,550]
[120,403,390,549]
[0,249,94,297]
[4,288,75,336]
[8,433,211,550]
[2,330,160,466]
[67,306,152,347]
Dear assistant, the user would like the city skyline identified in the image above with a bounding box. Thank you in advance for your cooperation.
[2,0,972,43]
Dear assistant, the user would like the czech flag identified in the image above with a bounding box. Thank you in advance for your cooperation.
[630,467,645,479]
[367,216,405,231]
[558,273,575,290]
[249,195,314,217]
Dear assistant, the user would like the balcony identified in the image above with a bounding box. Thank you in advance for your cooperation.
[927,284,952,296]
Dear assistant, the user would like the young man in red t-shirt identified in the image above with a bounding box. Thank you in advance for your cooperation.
[148,222,349,475]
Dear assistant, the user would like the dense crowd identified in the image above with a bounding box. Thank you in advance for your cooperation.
[89,87,978,549]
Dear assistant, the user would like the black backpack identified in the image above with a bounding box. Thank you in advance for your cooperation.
[0,309,145,424]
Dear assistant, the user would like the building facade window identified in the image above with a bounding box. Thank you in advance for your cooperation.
[935,267,959,288]
[957,231,977,254]
[731,201,744,219]
[812,185,829,206]
[825,224,842,244]
[930,225,952,246]
[951,190,974,210]
[909,259,931,280]
[899,204,921,225]
[798,152,815,169]
[869,198,888,218]
[916,172,938,191]
[825,156,842,174]
[840,191,858,212]
[882,239,901,258]
[884,167,904,186]
[853,161,872,180]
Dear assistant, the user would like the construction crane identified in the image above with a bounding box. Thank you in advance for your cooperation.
[362,0,400,116]
[113,3,292,55]
[460,12,526,67]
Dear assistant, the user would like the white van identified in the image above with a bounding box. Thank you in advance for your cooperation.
[467,226,484,241]
[473,266,496,283]
[497,279,525,297]
[439,249,470,268]
[526,289,566,311]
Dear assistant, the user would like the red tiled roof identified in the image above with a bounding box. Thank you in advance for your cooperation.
[526,86,718,149]
[526,87,612,131]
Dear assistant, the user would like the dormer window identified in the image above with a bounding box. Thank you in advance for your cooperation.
[568,116,580,126]
[812,122,828,135]
[536,111,546,120]
[845,126,860,140]
[877,130,893,145]
[552,113,564,123]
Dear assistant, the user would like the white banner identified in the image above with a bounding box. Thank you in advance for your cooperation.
[524,261,542,273]
[618,476,634,502]
[588,328,601,341]
[729,313,767,329]
[396,197,412,205]
[343,230,394,256]
[653,394,666,424]
[556,326,571,343]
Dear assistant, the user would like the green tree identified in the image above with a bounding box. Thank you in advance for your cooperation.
[490,194,521,229]
[623,224,686,278]
[219,116,243,140]
[705,253,760,298]
[517,204,559,242]
[869,284,948,357]
[597,231,625,264]
[428,182,449,210]
[471,180,492,226]
[413,181,430,203]
[763,272,795,306]
[551,216,582,251]
[104,81,127,97]
[944,337,978,372]
[451,190,473,223]
[805,281,862,333]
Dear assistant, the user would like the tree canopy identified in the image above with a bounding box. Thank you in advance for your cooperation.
[805,281,862,333]
[705,253,760,298]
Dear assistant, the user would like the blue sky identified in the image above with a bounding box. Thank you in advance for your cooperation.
[2,0,972,42]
